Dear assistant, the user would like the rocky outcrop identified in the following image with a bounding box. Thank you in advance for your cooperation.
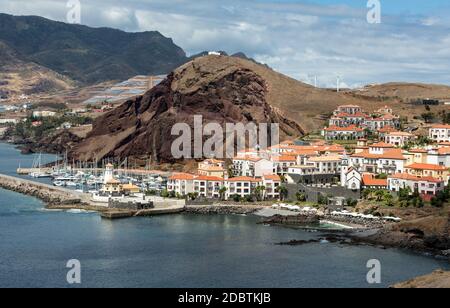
[392,270,450,288]
[262,214,320,226]
[184,205,263,215]
[70,56,304,163]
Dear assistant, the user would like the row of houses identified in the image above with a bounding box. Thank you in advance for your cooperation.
[167,173,282,200]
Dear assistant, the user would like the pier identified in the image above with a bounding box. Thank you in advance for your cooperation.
[0,173,88,205]
[0,173,186,218]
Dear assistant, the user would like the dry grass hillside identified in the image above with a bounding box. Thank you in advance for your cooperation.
[0,41,75,97]
[189,56,447,133]
[355,82,450,100]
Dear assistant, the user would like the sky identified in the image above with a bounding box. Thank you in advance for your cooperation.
[1,0,450,88]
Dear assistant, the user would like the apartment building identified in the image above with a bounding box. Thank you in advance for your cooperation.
[197,159,226,178]
[232,156,273,177]
[385,132,416,147]
[429,124,450,143]
[404,163,449,181]
[388,173,445,196]
[323,125,365,140]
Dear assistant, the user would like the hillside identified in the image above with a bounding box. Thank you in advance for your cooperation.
[0,13,188,84]
[70,55,305,163]
[0,41,75,97]
[353,82,450,100]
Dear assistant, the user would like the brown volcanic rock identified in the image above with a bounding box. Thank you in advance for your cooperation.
[70,55,304,163]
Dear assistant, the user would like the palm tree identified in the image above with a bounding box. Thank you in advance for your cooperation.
[254,185,266,201]
[276,185,288,201]
[375,190,385,202]
[219,186,227,201]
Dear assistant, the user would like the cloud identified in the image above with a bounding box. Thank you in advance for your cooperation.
[0,0,450,87]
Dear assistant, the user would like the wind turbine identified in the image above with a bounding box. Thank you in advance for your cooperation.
[336,75,342,92]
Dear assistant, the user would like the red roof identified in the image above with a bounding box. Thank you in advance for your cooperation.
[194,175,224,182]
[352,148,406,160]
[370,142,395,148]
[169,173,196,180]
[389,173,443,183]
[405,163,448,171]
[263,174,281,181]
[431,124,450,129]
[362,174,387,187]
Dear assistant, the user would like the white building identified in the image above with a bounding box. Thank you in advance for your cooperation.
[429,124,450,143]
[385,132,416,147]
[232,156,273,177]
[343,142,406,177]
[388,173,445,196]
[32,110,57,118]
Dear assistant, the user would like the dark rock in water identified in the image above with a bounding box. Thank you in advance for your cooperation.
[276,239,320,246]
[20,147,35,155]
[262,214,320,226]
[401,228,425,238]
[424,235,450,250]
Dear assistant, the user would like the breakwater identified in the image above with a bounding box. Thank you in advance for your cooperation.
[0,174,86,206]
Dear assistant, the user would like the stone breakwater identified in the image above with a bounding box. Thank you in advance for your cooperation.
[0,174,85,206]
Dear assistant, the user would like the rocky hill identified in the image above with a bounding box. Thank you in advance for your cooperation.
[0,13,188,84]
[0,41,75,97]
[70,55,304,163]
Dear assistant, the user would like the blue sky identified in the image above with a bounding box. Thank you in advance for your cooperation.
[1,0,450,87]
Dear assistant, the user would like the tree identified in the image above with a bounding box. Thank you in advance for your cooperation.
[346,198,358,207]
[219,186,227,201]
[296,192,306,202]
[254,185,266,201]
[160,190,169,198]
[421,112,435,123]
[384,193,394,207]
[276,186,288,201]
[375,190,386,202]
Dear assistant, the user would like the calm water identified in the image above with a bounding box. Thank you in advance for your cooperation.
[0,143,448,288]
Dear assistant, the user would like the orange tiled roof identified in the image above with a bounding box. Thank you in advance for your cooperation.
[272,155,297,162]
[408,149,428,153]
[437,147,450,155]
[370,142,395,148]
[389,173,443,183]
[263,174,281,181]
[351,148,406,160]
[169,173,196,180]
[362,174,387,186]
[405,163,448,171]
[194,175,224,182]
[431,124,450,129]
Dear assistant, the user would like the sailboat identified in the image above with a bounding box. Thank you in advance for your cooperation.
[30,153,52,178]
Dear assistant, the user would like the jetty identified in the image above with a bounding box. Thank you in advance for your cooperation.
[0,173,89,205]
[0,173,186,218]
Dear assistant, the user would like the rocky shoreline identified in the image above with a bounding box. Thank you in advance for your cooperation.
[184,204,263,215]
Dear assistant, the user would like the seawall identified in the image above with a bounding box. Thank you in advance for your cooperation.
[0,174,86,206]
